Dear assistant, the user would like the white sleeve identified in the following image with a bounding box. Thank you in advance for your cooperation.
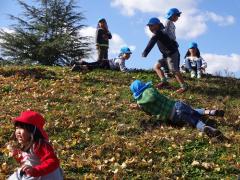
[119,60,128,72]
[200,57,207,68]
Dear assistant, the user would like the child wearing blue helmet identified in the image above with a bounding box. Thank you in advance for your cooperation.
[71,47,132,72]
[182,42,207,78]
[130,80,225,138]
[142,17,187,94]
[164,8,182,41]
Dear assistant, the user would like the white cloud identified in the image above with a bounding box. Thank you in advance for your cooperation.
[111,0,235,40]
[111,0,197,16]
[205,12,235,26]
[202,53,240,76]
[79,26,135,61]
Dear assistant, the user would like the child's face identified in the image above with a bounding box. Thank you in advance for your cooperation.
[15,126,31,146]
[171,15,179,22]
[189,48,197,56]
[148,24,160,34]
[122,53,131,60]
[99,21,107,28]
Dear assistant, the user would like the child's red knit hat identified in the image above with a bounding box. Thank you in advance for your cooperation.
[13,110,48,140]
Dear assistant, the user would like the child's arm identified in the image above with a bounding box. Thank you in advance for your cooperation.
[107,31,112,39]
[25,142,60,177]
[142,34,158,57]
[200,57,207,69]
[119,60,128,72]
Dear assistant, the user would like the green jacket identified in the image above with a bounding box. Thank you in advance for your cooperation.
[136,87,176,121]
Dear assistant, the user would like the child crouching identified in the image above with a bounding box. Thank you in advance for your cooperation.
[130,80,225,138]
[7,110,63,180]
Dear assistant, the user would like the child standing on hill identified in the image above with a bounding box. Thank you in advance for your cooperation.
[71,47,132,72]
[96,18,112,61]
[142,17,187,94]
[162,8,182,76]
[7,110,63,180]
[164,8,182,41]
[182,42,207,78]
[130,80,225,138]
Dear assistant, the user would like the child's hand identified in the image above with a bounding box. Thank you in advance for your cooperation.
[21,165,37,176]
[129,103,139,109]
[6,142,16,157]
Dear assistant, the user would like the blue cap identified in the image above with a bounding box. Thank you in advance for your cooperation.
[189,42,198,49]
[147,17,161,26]
[130,80,152,99]
[120,47,132,54]
[165,8,182,19]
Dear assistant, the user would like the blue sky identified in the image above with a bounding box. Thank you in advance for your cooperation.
[1,0,240,78]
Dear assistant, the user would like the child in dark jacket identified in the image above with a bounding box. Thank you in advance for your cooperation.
[7,110,63,180]
[130,80,225,138]
[96,18,112,61]
[142,17,187,94]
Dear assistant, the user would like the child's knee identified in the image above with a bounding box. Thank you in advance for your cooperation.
[154,63,161,71]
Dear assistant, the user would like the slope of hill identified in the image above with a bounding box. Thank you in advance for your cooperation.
[0,66,240,179]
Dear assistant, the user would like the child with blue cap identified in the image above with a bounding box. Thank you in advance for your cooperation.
[182,42,207,78]
[96,18,112,61]
[164,8,182,41]
[130,79,225,138]
[142,17,187,94]
[71,47,132,72]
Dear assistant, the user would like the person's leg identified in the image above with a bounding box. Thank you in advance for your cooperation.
[194,108,205,115]
[204,109,225,117]
[173,102,222,137]
[99,60,111,69]
[97,47,104,61]
[167,51,187,93]
[154,60,169,89]
[196,60,202,78]
[104,47,108,60]
[185,59,193,71]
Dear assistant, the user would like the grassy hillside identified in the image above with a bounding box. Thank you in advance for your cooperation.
[0,65,240,179]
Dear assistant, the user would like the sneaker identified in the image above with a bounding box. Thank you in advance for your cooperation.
[176,84,188,94]
[191,70,196,78]
[156,81,169,89]
[197,71,202,79]
[203,126,222,138]
[215,110,225,117]
[176,87,187,94]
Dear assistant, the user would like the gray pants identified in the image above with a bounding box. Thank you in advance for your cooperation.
[158,51,180,73]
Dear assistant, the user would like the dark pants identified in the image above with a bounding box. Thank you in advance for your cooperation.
[79,60,110,70]
[97,46,108,61]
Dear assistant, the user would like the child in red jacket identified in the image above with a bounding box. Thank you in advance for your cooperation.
[7,110,63,180]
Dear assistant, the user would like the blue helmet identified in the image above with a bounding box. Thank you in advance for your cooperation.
[120,47,132,54]
[189,42,198,49]
[130,80,152,99]
[147,17,161,26]
[165,8,182,19]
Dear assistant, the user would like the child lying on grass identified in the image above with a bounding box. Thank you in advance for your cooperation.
[130,80,225,138]
[71,47,132,72]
